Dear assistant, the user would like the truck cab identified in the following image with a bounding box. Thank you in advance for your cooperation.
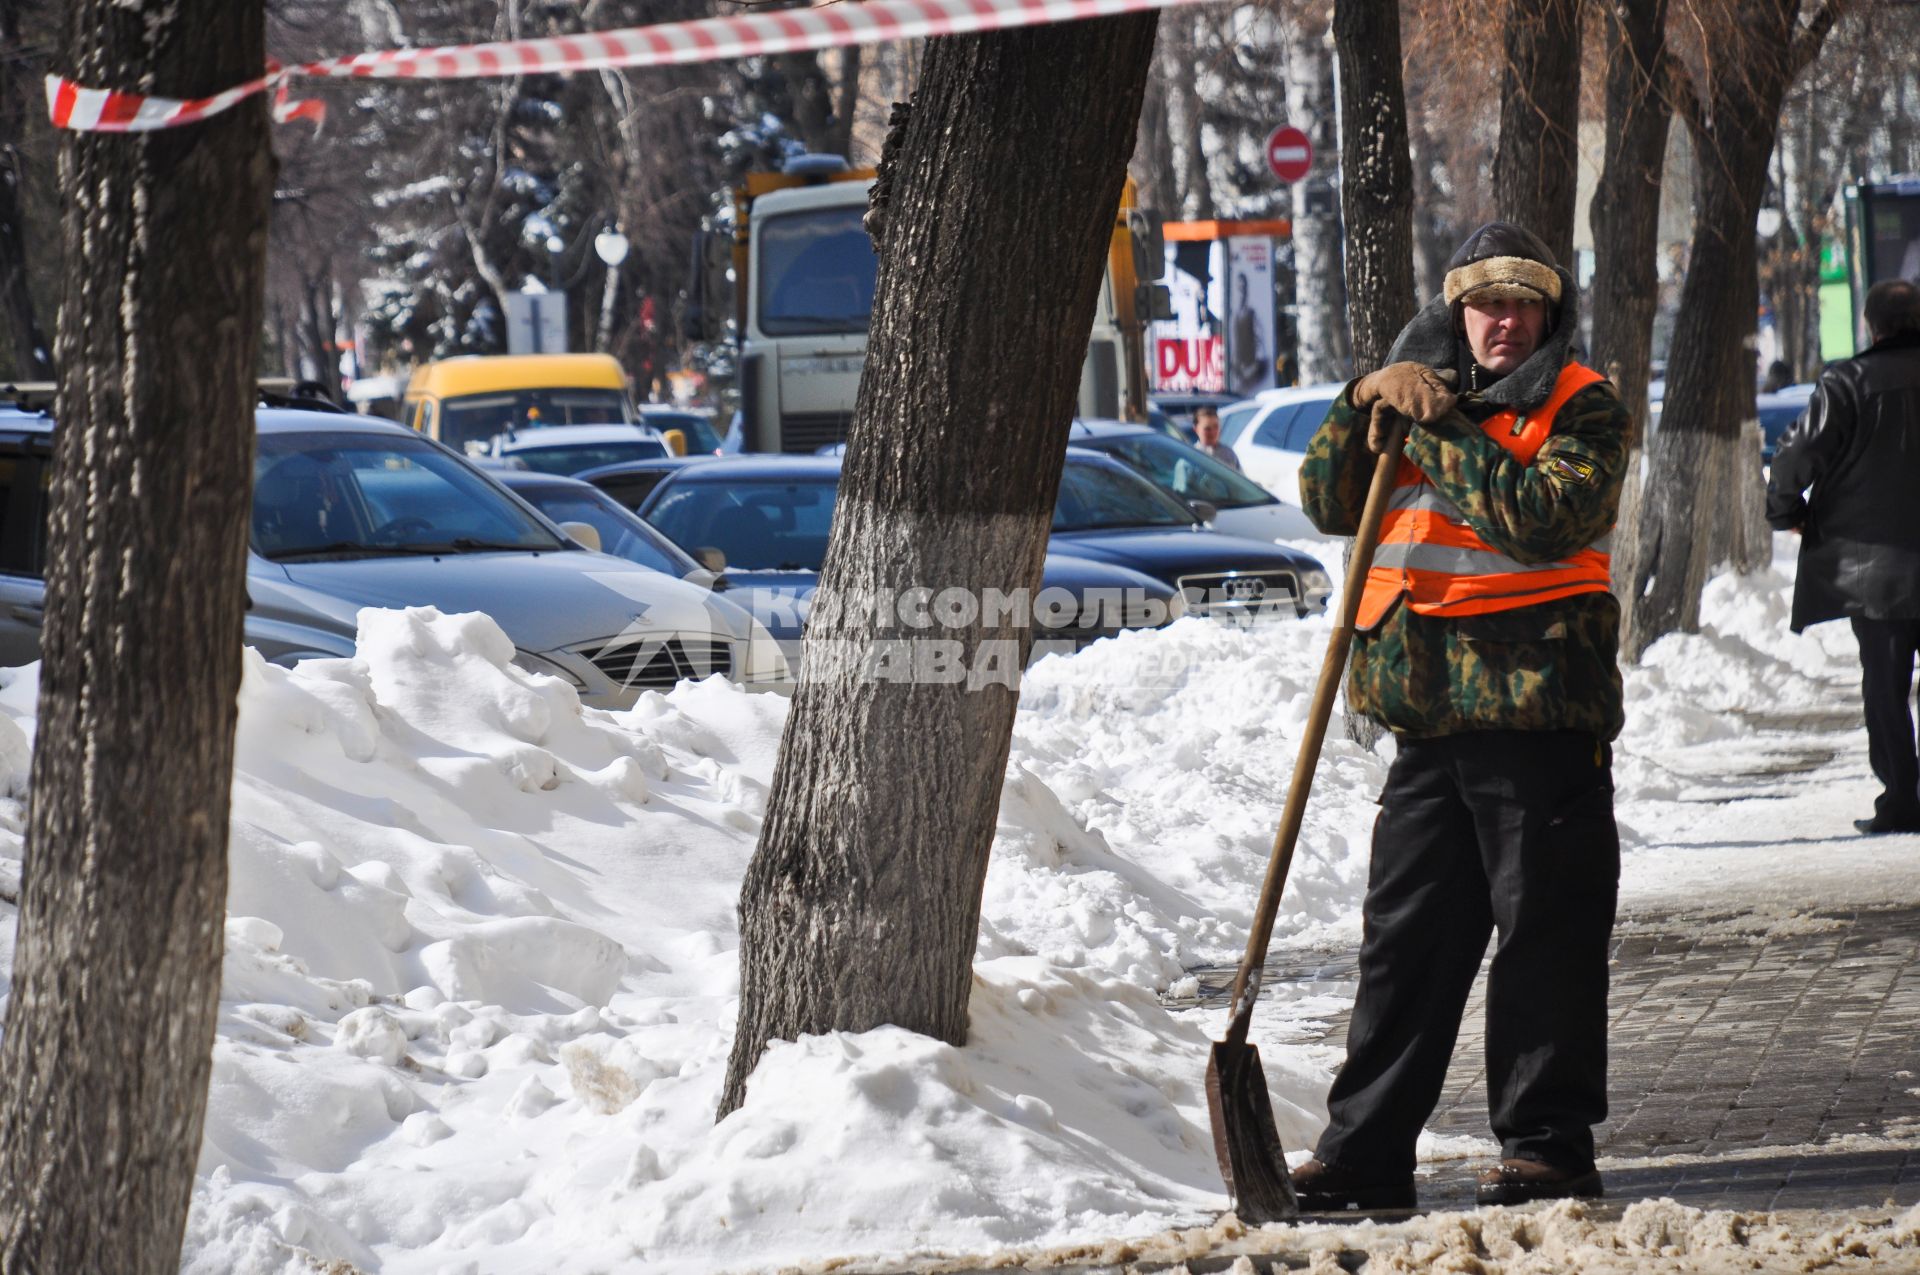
[699,158,1164,455]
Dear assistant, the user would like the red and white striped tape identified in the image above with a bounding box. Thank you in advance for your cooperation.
[48,0,1202,133]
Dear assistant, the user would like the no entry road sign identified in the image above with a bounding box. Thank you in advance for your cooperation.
[1265,126,1313,183]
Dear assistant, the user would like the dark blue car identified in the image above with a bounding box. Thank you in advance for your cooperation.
[629,453,1330,672]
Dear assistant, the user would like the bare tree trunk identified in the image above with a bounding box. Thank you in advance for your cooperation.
[830,47,863,159]
[1770,91,1823,380]
[1589,0,1672,617]
[0,0,271,1270]
[1333,0,1414,749]
[1168,16,1215,219]
[1132,54,1180,216]
[1624,0,1837,659]
[1333,0,1415,374]
[0,4,51,381]
[718,13,1159,1118]
[1288,5,1352,384]
[1493,0,1584,267]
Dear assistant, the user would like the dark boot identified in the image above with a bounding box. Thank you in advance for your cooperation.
[1475,1157,1603,1206]
[1291,1158,1417,1212]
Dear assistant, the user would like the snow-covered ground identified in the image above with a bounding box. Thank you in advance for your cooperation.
[0,534,1912,1274]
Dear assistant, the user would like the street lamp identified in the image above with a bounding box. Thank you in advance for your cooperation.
[594,223,630,354]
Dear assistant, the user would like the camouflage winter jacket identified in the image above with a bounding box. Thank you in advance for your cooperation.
[1299,377,1630,741]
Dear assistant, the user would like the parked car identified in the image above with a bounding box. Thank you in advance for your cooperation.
[1215,383,1344,501]
[641,453,1331,631]
[483,423,672,475]
[577,456,714,512]
[402,352,640,453]
[1067,419,1317,540]
[0,399,787,702]
[629,456,1189,672]
[638,404,726,456]
[1757,384,1815,463]
[1048,449,1332,616]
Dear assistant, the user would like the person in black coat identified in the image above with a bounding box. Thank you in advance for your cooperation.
[1767,280,1920,834]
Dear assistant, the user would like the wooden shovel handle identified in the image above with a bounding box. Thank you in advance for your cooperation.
[1226,415,1408,1017]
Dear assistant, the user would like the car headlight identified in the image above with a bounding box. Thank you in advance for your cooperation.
[511,648,588,690]
[1299,568,1334,602]
[738,618,792,684]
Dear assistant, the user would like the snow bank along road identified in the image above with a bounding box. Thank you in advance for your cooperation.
[0,535,1917,1273]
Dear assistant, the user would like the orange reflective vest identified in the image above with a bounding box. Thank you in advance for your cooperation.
[1356,362,1612,631]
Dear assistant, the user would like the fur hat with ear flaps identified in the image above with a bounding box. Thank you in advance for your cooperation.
[1384,220,1579,412]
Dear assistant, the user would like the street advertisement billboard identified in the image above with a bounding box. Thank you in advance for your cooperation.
[1226,236,1276,397]
[1149,241,1225,394]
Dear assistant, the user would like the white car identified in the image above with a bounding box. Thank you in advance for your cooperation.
[482,423,673,476]
[1219,383,1345,504]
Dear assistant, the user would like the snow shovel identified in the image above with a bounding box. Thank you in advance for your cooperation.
[1205,415,1408,1225]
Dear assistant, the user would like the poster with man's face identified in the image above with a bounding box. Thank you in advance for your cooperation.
[1226,237,1275,397]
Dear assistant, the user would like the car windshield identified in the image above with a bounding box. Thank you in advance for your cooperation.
[439,389,633,450]
[643,410,724,455]
[510,484,695,575]
[1053,459,1198,531]
[646,477,840,571]
[506,438,670,475]
[1099,434,1276,509]
[757,206,877,337]
[252,432,562,560]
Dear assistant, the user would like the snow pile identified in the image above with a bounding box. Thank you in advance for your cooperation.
[0,538,1907,1274]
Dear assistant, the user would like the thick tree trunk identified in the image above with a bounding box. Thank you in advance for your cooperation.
[1333,0,1413,749]
[1493,0,1583,268]
[0,1,271,1270]
[1624,0,1830,659]
[1288,6,1352,384]
[1589,0,1672,614]
[0,5,50,381]
[718,13,1159,1118]
[1332,0,1416,373]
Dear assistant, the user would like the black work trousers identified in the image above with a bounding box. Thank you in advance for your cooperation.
[1852,616,1920,824]
[1314,729,1620,1176]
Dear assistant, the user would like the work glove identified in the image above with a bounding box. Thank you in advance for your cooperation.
[1352,363,1459,453]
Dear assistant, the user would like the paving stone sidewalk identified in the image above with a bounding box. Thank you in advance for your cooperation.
[1305,903,1920,1213]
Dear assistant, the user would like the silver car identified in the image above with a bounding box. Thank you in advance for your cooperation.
[0,404,787,705]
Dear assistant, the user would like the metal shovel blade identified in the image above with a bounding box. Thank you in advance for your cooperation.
[1205,1001,1298,1224]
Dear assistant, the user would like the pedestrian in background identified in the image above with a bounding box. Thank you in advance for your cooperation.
[1293,222,1629,1211]
[1767,279,1920,835]
[1192,407,1241,472]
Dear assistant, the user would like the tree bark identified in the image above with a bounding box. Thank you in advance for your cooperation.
[0,0,271,1269]
[0,3,51,380]
[1493,0,1584,268]
[1333,0,1416,373]
[1288,6,1352,384]
[1333,0,1413,749]
[1624,0,1837,659]
[1589,0,1672,615]
[718,14,1159,1118]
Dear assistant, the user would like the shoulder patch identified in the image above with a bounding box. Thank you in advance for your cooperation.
[1548,454,1598,485]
